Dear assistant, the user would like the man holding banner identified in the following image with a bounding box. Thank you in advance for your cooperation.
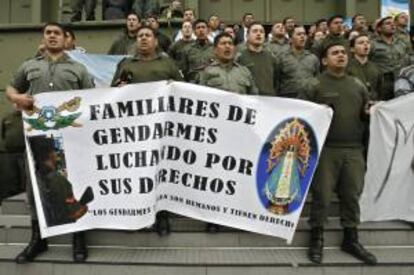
[111,25,182,236]
[300,42,377,265]
[5,22,94,263]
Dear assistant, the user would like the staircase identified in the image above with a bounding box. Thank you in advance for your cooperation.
[0,193,413,275]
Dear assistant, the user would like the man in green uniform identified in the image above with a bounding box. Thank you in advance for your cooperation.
[394,12,411,48]
[276,25,319,98]
[6,22,94,264]
[237,23,279,96]
[168,21,194,71]
[370,16,410,100]
[266,22,290,58]
[108,12,141,55]
[199,33,258,95]
[146,14,172,53]
[111,26,183,86]
[347,34,382,100]
[199,33,257,232]
[111,26,182,236]
[299,42,377,265]
[312,15,348,59]
[182,19,214,82]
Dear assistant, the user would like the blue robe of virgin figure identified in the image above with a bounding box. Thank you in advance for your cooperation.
[264,147,302,207]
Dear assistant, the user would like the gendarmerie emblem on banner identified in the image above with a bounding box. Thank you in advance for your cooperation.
[24,97,82,131]
[257,118,318,215]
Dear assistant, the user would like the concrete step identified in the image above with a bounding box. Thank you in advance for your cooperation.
[0,215,413,247]
[1,192,341,216]
[0,245,413,275]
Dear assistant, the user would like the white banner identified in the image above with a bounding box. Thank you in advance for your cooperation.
[361,94,414,222]
[24,81,332,243]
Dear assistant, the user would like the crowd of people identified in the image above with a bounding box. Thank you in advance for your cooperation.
[4,1,414,269]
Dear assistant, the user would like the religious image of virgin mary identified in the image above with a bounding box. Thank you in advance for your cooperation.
[263,118,311,215]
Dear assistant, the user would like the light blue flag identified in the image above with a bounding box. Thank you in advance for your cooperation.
[381,0,409,18]
[67,51,127,88]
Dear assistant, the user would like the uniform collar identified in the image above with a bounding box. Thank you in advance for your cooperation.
[131,52,163,61]
[41,52,72,63]
[211,59,239,68]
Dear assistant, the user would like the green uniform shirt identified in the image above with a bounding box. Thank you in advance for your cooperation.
[299,72,369,148]
[156,30,172,53]
[168,39,194,71]
[182,40,214,82]
[369,35,410,76]
[346,57,382,100]
[111,53,183,86]
[199,60,258,95]
[265,38,290,58]
[10,54,94,95]
[107,32,137,55]
[395,29,412,50]
[275,48,320,97]
[236,48,279,96]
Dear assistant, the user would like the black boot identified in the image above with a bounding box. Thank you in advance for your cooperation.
[341,227,377,265]
[205,223,221,233]
[73,232,88,263]
[308,227,324,264]
[155,212,170,236]
[15,220,48,264]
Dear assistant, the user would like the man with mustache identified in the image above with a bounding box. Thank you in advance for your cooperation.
[5,22,94,264]
[111,26,182,86]
[111,26,182,236]
[299,42,377,266]
[199,32,257,95]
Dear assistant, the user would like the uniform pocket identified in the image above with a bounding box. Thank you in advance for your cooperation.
[207,77,224,88]
[27,70,41,81]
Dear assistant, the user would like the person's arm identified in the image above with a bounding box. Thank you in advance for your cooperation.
[6,86,34,111]
[110,58,127,87]
[79,65,95,89]
[7,62,34,110]
[169,59,184,81]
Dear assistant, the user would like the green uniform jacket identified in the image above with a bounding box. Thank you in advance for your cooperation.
[107,31,137,55]
[168,39,194,71]
[346,57,382,100]
[265,38,290,58]
[299,72,369,148]
[236,47,279,96]
[369,35,410,76]
[199,60,258,95]
[275,48,320,97]
[182,40,214,82]
[111,53,183,86]
[156,30,172,53]
[10,54,94,95]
